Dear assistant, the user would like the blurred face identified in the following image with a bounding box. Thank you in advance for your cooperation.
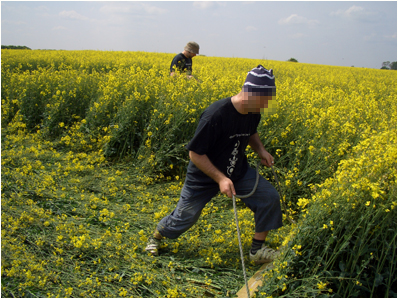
[242,91,276,114]
[186,51,197,58]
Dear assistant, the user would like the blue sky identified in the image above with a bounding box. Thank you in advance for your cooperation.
[1,1,397,69]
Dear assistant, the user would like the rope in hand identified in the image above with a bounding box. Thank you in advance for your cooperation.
[232,161,295,298]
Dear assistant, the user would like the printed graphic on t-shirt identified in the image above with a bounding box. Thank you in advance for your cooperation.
[227,140,240,176]
[229,133,250,139]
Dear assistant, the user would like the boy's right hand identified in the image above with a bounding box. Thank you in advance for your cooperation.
[219,177,236,198]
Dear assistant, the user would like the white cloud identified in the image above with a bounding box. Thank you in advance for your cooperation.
[35,5,50,12]
[34,5,51,18]
[99,3,167,15]
[246,26,257,32]
[99,4,131,14]
[345,5,365,16]
[193,2,214,9]
[59,10,89,21]
[331,5,363,18]
[142,3,168,15]
[330,5,377,21]
[1,3,29,14]
[278,14,319,26]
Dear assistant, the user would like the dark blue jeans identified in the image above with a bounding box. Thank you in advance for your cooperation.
[157,166,283,239]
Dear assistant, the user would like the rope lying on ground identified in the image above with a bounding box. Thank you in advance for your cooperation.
[232,161,296,298]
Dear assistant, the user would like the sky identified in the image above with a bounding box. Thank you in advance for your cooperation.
[1,1,397,69]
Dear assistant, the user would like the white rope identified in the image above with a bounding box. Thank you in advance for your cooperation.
[232,195,250,298]
[233,161,261,298]
[233,160,295,298]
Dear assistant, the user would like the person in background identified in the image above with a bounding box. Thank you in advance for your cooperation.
[146,65,282,265]
[170,41,200,79]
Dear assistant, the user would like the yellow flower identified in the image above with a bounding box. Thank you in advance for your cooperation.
[119,288,127,297]
[65,287,73,296]
[317,281,327,290]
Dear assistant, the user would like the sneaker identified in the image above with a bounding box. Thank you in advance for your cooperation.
[249,246,280,265]
[145,237,161,256]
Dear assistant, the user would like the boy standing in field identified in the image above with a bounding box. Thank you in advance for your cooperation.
[146,65,282,264]
[170,41,200,79]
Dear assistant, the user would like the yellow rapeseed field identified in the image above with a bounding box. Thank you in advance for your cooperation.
[1,50,396,297]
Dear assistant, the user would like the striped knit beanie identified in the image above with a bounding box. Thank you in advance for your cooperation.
[244,65,276,95]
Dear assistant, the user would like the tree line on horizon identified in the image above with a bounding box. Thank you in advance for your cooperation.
[2,45,31,50]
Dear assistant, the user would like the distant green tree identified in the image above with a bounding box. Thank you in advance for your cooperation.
[1,45,31,50]
[381,61,391,69]
[381,61,397,70]
[287,58,298,62]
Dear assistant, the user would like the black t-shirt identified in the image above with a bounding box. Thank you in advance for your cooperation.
[186,97,261,186]
[170,53,192,74]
